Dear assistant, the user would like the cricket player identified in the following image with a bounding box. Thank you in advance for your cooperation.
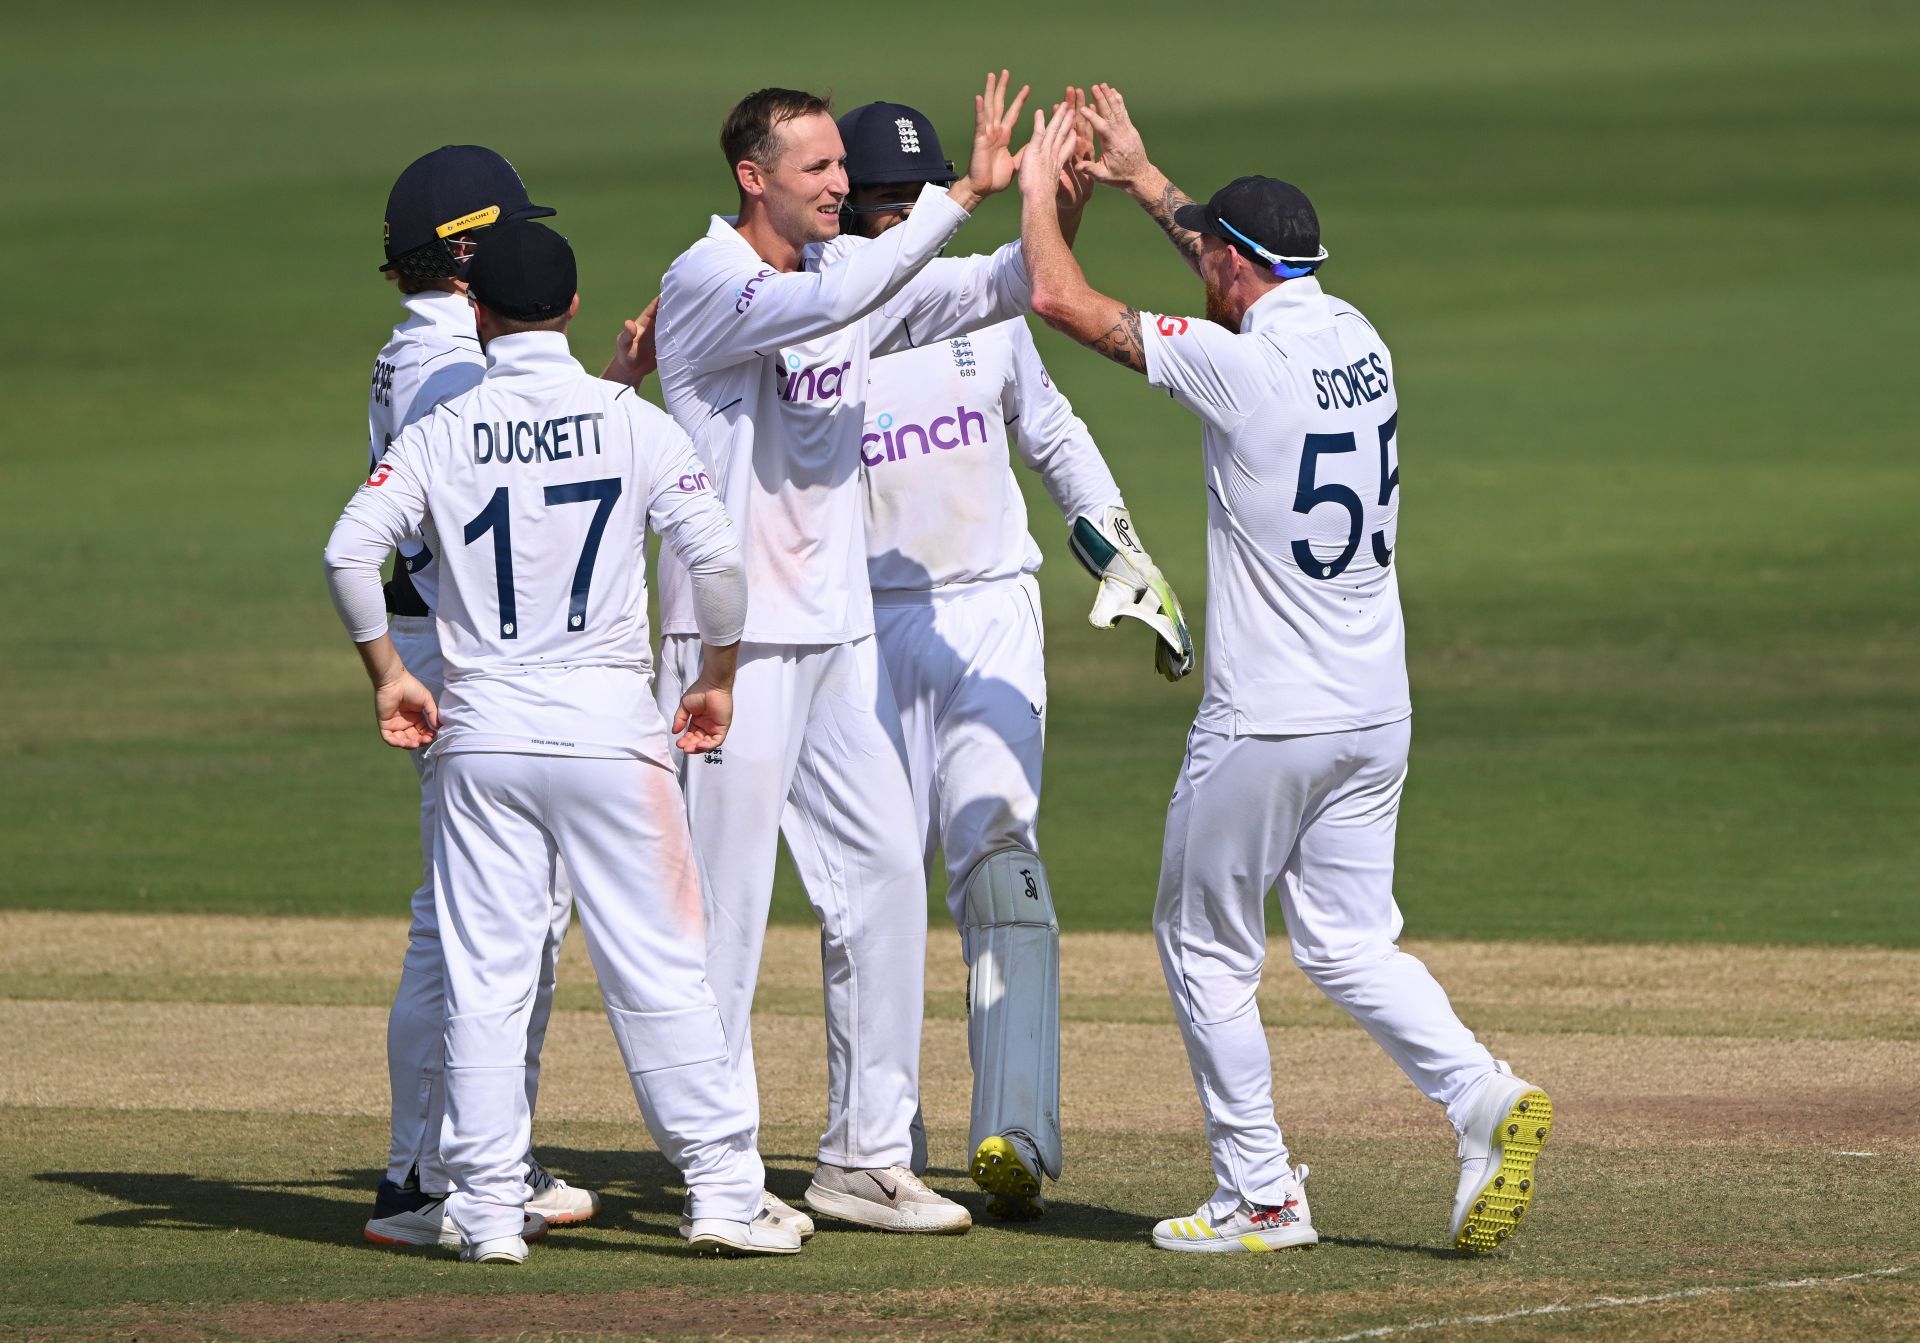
[326,220,799,1262]
[836,95,1191,1220]
[1017,91,1552,1254]
[360,146,597,1244]
[649,74,1048,1234]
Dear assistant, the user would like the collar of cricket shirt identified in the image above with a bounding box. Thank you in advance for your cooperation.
[482,330,582,379]
[401,287,479,339]
[1240,275,1330,335]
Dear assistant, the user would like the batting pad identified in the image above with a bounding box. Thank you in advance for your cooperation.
[960,847,1063,1179]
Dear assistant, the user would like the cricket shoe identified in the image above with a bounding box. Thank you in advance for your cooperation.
[971,1130,1046,1221]
[370,1168,434,1221]
[687,1206,805,1257]
[678,1190,815,1242]
[525,1158,600,1225]
[460,1235,528,1265]
[1451,1077,1552,1253]
[804,1164,972,1234]
[1152,1168,1317,1253]
[365,1197,548,1249]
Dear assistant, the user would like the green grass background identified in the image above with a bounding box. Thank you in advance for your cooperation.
[1,0,1915,943]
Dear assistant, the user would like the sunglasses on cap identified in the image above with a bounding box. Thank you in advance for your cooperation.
[1216,215,1329,279]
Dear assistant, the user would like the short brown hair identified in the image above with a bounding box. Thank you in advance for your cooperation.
[487,312,569,335]
[721,87,832,173]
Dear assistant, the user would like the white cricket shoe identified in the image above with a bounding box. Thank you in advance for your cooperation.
[460,1235,528,1264]
[804,1164,972,1234]
[1152,1168,1318,1253]
[678,1189,815,1242]
[687,1206,805,1257]
[526,1159,601,1226]
[364,1197,548,1249]
[1451,1076,1552,1253]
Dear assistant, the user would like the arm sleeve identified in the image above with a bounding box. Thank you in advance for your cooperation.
[1139,313,1267,431]
[1002,321,1122,524]
[638,405,747,644]
[324,426,435,642]
[868,240,1033,356]
[659,185,969,375]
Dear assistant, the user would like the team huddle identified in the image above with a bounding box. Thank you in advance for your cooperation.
[323,75,1551,1265]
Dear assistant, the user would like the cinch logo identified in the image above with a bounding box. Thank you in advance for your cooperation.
[677,471,711,492]
[860,404,987,467]
[776,354,852,403]
[736,267,775,314]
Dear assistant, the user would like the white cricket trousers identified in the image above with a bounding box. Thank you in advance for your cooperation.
[874,577,1057,1165]
[657,635,928,1170]
[873,575,1047,906]
[433,749,762,1243]
[1154,718,1503,1218]
[384,616,570,1192]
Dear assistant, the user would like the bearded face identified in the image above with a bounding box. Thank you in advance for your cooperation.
[1199,238,1239,327]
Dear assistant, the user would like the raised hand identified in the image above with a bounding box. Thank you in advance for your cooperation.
[1077,83,1153,192]
[1020,101,1081,208]
[957,69,1031,208]
[603,295,659,387]
[1078,82,1204,274]
[1057,86,1096,211]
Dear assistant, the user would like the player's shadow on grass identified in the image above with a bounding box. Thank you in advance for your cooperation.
[38,1168,402,1247]
[34,1155,706,1258]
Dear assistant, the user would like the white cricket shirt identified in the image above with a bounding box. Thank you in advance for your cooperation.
[654,184,1032,644]
[366,288,487,613]
[328,332,741,764]
[862,317,1121,598]
[1140,279,1411,735]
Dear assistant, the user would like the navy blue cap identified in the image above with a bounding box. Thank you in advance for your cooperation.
[461,220,576,322]
[838,102,957,189]
[1173,177,1327,278]
[381,145,555,270]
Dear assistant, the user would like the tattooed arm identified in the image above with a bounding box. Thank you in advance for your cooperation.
[1085,307,1149,372]
[1021,101,1151,375]
[1136,173,1205,278]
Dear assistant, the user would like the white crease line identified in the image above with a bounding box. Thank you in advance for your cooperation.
[1834,1151,1880,1158]
[1282,1264,1913,1343]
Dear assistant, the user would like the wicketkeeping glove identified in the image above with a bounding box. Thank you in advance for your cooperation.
[1068,505,1194,682]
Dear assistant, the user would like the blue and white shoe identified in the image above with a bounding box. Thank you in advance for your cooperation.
[372,1164,434,1221]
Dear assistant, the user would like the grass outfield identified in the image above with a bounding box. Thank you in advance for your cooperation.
[3,3,1918,1340]
[2,0,1916,940]
[4,913,1917,1342]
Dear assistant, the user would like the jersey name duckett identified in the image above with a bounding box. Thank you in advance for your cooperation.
[470,412,606,464]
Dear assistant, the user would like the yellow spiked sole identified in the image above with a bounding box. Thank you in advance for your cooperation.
[971,1136,1044,1220]
[1454,1088,1552,1254]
